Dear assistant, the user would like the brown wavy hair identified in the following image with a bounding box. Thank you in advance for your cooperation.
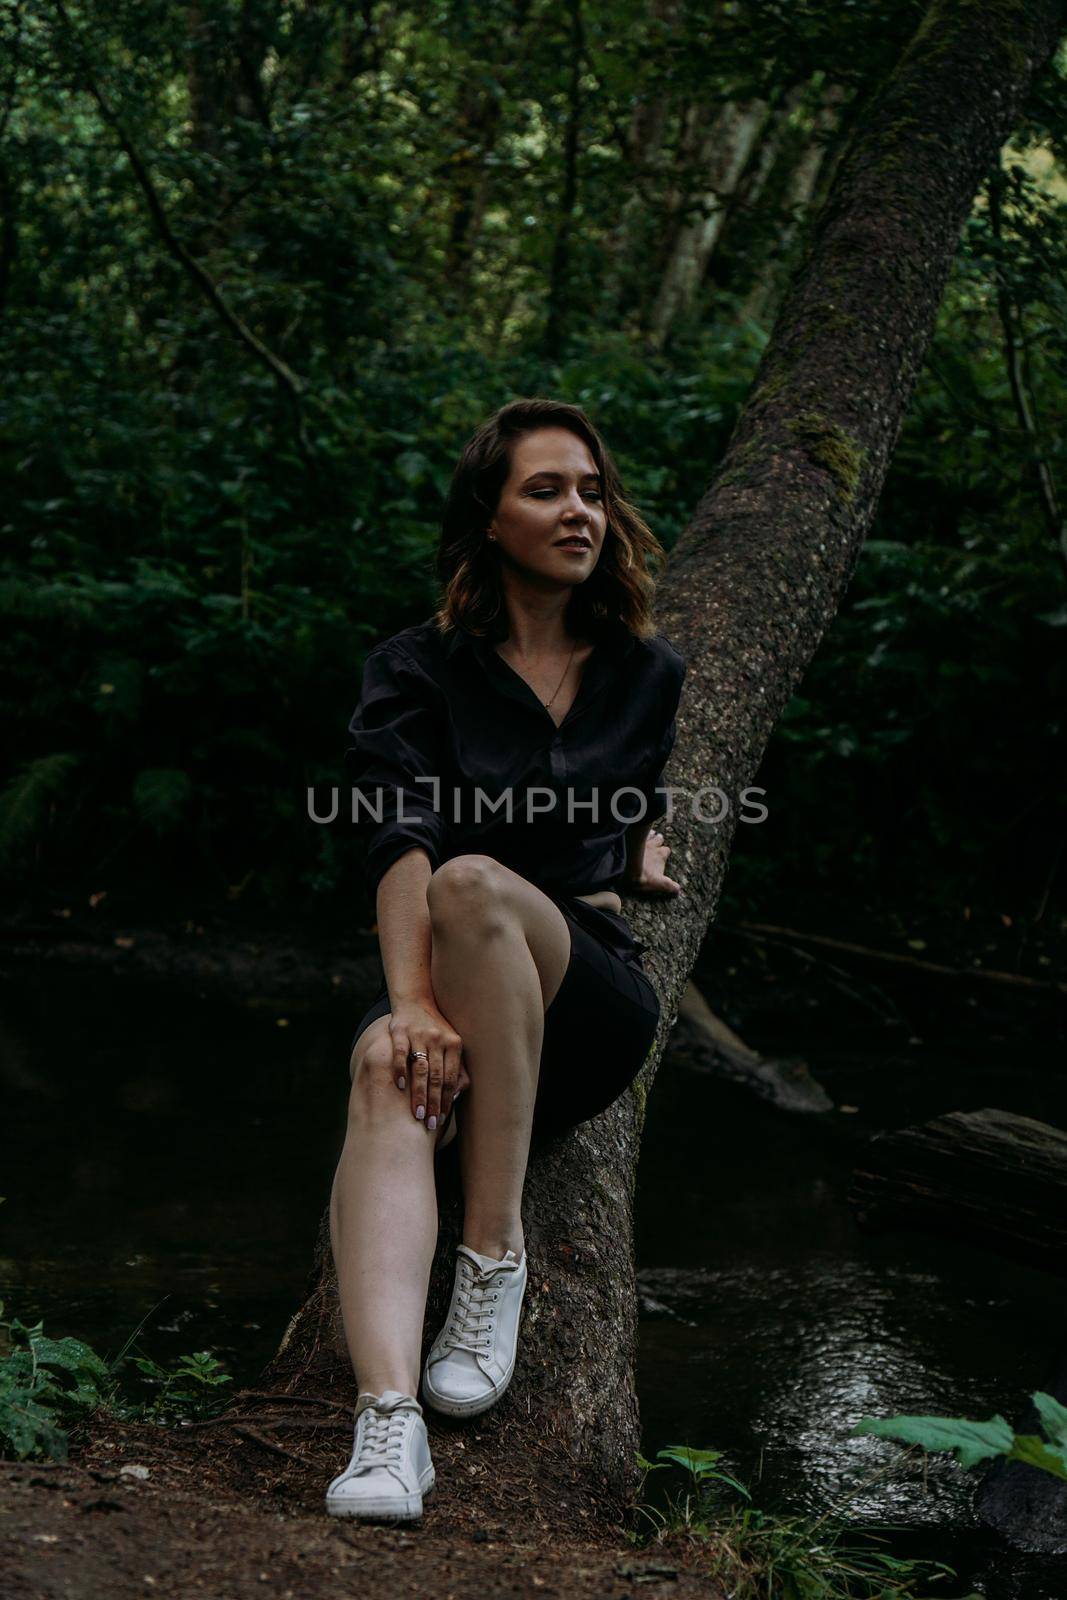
[433,398,666,644]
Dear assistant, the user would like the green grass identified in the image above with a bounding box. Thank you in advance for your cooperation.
[629,1444,977,1600]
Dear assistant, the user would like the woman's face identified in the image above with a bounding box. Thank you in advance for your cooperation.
[488,427,608,587]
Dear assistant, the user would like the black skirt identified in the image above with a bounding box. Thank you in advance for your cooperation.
[348,892,660,1141]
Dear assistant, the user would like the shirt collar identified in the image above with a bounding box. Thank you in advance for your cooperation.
[441,623,637,665]
[441,621,637,727]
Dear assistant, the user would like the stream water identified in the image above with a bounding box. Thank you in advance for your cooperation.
[1,929,1065,1598]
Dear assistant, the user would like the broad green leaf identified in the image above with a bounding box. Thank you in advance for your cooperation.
[0,1393,70,1460]
[1033,1391,1067,1453]
[704,1468,752,1501]
[656,1445,727,1477]
[1008,1434,1067,1481]
[852,1411,1014,1469]
[29,1333,109,1384]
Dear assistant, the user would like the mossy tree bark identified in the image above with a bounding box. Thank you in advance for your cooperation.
[257,0,1067,1531]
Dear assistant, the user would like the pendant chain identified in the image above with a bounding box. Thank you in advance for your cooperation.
[542,640,578,709]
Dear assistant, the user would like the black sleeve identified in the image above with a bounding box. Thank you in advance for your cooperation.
[638,647,687,822]
[345,644,451,898]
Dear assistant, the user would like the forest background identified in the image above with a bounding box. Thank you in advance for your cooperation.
[2,0,1065,947]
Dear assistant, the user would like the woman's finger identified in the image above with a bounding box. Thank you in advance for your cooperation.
[408,1045,430,1122]
[391,1026,410,1090]
[424,1041,445,1130]
[439,1040,461,1122]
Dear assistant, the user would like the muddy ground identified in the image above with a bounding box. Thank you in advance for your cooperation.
[1,1417,725,1600]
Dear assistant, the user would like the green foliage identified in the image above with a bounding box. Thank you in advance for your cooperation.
[0,1305,110,1463]
[132,768,193,834]
[644,1443,753,1501]
[632,1442,967,1598]
[853,1391,1067,1482]
[0,0,1064,919]
[0,1300,232,1463]
[124,1349,233,1425]
[0,753,80,867]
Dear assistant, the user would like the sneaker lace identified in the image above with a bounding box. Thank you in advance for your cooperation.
[352,1405,410,1475]
[443,1258,506,1354]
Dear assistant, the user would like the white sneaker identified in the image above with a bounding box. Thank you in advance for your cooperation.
[421,1244,528,1418]
[325,1390,435,1522]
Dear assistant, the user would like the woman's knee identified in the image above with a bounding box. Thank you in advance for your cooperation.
[348,1031,404,1122]
[426,854,514,935]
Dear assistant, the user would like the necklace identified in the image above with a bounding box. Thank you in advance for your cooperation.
[497,636,581,711]
[543,639,578,710]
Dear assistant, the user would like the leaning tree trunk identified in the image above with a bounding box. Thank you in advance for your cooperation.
[255,0,1067,1531]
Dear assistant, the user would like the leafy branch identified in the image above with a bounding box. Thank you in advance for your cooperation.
[48,0,313,467]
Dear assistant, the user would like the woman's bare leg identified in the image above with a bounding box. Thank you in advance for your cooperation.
[425,855,572,1262]
[329,1017,454,1396]
[330,854,569,1390]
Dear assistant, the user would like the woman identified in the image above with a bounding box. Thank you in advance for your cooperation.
[326,397,687,1522]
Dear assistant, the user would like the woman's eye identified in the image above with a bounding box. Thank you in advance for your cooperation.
[525,487,602,501]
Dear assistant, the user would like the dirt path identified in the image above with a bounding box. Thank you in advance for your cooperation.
[1,1445,724,1600]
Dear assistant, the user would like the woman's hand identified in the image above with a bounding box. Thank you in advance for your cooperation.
[388,997,470,1131]
[626,830,683,896]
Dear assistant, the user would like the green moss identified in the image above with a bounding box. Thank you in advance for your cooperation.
[630,1073,648,1124]
[717,406,867,504]
[803,300,862,338]
[713,434,765,491]
[785,411,867,505]
[883,114,921,133]
[908,0,1028,71]
[753,368,790,406]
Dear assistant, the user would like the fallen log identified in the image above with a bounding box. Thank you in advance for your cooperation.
[726,922,1067,997]
[673,981,833,1113]
[848,1108,1067,1275]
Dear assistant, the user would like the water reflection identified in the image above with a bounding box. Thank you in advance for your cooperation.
[634,955,1067,1599]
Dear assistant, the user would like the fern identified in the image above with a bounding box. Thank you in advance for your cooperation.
[131,768,192,833]
[0,753,80,864]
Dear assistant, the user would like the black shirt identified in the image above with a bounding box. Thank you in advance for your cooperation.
[345,617,687,905]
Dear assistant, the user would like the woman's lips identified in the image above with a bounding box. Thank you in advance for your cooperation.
[556,540,592,551]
